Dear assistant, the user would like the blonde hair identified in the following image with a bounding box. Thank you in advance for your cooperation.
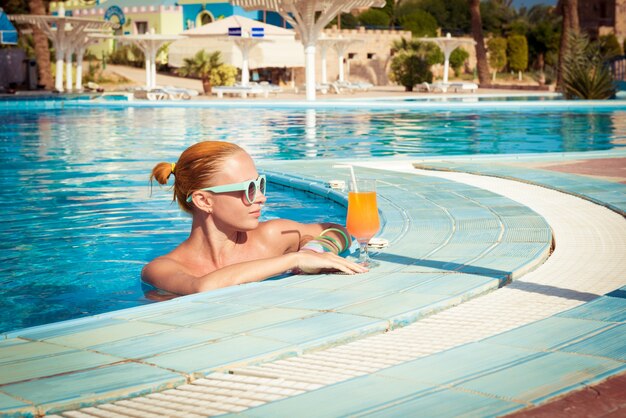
[151,141,244,213]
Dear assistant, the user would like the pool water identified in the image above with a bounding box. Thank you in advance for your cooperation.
[1,104,625,333]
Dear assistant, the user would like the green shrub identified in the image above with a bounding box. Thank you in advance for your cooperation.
[108,44,144,68]
[326,13,358,29]
[599,34,622,59]
[507,34,528,80]
[389,38,437,91]
[487,37,507,81]
[449,47,469,77]
[210,64,237,86]
[562,33,616,100]
[390,51,432,91]
[358,9,390,27]
[398,10,438,37]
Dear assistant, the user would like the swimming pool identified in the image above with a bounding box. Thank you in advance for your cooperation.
[2,101,625,333]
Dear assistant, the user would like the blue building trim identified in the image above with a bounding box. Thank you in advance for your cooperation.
[180,2,290,30]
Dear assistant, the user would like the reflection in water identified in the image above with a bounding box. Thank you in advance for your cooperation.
[305,108,317,158]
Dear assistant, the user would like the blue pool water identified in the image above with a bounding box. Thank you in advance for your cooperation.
[2,103,626,333]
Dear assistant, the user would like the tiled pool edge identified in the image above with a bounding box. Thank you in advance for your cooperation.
[411,153,626,217]
[0,165,554,417]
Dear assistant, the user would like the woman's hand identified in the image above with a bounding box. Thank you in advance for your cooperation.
[295,251,369,275]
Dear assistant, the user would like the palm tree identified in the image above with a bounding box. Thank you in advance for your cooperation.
[468,0,490,86]
[557,0,579,89]
[177,50,223,94]
[561,32,615,99]
[28,0,53,89]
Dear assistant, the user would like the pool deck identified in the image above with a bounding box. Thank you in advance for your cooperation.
[1,148,624,417]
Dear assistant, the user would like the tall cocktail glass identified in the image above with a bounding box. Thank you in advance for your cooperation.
[346,179,380,267]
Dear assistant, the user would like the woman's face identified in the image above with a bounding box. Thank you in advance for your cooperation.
[209,151,267,231]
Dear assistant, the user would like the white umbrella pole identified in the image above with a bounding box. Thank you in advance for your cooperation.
[151,53,157,89]
[320,44,328,85]
[75,50,84,91]
[305,44,316,101]
[338,52,344,82]
[65,49,73,91]
[55,48,64,92]
[443,49,451,84]
[241,46,250,86]
[145,54,151,89]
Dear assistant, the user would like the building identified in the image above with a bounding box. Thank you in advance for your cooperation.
[579,0,626,44]
[47,1,415,86]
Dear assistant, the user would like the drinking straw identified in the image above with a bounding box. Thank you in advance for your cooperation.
[333,164,358,192]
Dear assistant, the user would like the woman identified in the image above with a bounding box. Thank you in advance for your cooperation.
[143,141,367,295]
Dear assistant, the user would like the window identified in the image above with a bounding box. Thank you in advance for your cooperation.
[197,11,213,27]
[135,21,148,34]
[348,53,356,59]
[367,53,375,59]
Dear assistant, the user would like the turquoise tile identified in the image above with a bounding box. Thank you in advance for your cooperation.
[194,307,317,334]
[560,324,626,361]
[144,335,296,374]
[557,296,626,322]
[482,317,612,350]
[339,292,447,322]
[378,342,538,385]
[0,339,74,366]
[279,289,388,311]
[248,312,388,350]
[10,317,122,341]
[241,374,433,418]
[458,351,626,404]
[41,321,173,349]
[0,392,36,418]
[0,349,122,385]
[404,273,499,296]
[204,286,326,308]
[129,302,257,326]
[1,362,184,414]
[341,273,442,293]
[89,327,228,359]
[359,387,522,418]
[285,273,378,290]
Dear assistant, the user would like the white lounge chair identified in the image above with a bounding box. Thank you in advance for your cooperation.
[450,82,478,93]
[335,81,373,92]
[419,81,478,93]
[212,85,270,98]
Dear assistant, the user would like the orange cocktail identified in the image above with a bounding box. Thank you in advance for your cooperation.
[346,179,380,267]
[346,191,380,241]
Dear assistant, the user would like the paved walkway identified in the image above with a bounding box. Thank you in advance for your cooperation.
[9,154,621,417]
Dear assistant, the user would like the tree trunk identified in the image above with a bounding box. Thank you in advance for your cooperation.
[538,52,546,85]
[28,0,53,90]
[202,78,212,94]
[557,0,580,89]
[469,0,491,87]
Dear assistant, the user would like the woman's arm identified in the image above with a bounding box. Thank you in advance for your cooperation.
[258,219,352,254]
[142,251,366,295]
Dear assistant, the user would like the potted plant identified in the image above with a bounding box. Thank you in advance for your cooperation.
[178,50,224,94]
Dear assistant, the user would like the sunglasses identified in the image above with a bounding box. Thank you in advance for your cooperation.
[187,175,266,204]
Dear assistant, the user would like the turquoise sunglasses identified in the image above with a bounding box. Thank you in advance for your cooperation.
[186,175,266,204]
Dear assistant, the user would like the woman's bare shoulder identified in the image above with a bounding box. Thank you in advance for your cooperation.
[142,255,200,295]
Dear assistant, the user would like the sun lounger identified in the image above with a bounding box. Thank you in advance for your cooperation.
[335,81,373,92]
[131,87,197,101]
[419,82,478,93]
[212,85,272,98]
[450,82,478,93]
